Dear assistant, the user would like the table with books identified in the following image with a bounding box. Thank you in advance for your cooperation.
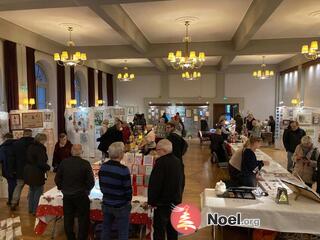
[34,152,155,239]
[200,142,320,239]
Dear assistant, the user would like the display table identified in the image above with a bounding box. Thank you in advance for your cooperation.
[201,143,320,238]
[34,185,153,239]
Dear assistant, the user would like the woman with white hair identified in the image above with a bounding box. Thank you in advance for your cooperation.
[293,135,319,187]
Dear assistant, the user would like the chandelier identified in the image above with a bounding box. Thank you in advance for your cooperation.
[53,26,87,66]
[182,71,201,81]
[117,61,135,82]
[301,41,319,60]
[253,56,274,80]
[168,21,205,70]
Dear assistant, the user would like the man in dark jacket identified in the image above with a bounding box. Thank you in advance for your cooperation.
[55,144,94,240]
[148,139,184,240]
[283,121,306,172]
[0,133,16,205]
[11,129,34,210]
[97,120,123,157]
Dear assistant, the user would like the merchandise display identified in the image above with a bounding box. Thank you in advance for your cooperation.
[275,106,320,149]
[9,109,55,161]
[65,106,126,160]
[148,104,209,137]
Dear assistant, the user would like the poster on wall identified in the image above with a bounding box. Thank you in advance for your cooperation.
[22,112,43,128]
[94,110,103,126]
[186,110,192,118]
[74,111,89,132]
[12,130,24,139]
[10,114,21,130]
[43,112,53,122]
[313,113,320,125]
[297,112,312,125]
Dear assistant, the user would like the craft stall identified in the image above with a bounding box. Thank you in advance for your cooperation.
[34,152,155,240]
[275,106,320,149]
[200,142,320,239]
[64,106,126,161]
[9,109,56,164]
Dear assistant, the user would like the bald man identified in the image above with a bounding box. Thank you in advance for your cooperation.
[148,139,184,240]
[54,144,94,240]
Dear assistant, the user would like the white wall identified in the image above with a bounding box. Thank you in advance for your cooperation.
[116,75,161,113]
[169,73,216,98]
[280,71,298,106]
[304,64,320,107]
[225,72,275,120]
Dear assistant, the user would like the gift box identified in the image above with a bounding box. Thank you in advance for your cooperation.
[138,165,146,175]
[137,186,147,197]
[126,152,135,165]
[145,165,153,175]
[132,165,139,175]
[144,175,150,186]
[134,153,143,165]
[136,175,144,186]
[143,155,154,165]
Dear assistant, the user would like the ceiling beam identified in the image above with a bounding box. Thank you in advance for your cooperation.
[0,0,171,11]
[86,2,167,72]
[232,0,283,51]
[218,0,283,70]
[76,37,320,59]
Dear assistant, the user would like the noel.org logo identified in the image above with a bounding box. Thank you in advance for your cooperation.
[170,203,201,235]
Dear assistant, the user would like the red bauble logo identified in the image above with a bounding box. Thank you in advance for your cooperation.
[170,203,201,235]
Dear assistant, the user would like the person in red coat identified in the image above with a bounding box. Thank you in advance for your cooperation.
[52,133,72,172]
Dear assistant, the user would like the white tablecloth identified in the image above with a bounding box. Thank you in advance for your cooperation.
[201,143,320,234]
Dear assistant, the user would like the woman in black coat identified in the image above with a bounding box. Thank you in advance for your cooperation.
[24,133,50,215]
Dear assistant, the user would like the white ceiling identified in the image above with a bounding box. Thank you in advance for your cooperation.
[0,7,127,46]
[231,54,295,65]
[100,58,153,67]
[122,0,252,43]
[254,0,320,39]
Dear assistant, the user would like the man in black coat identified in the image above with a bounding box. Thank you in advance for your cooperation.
[0,133,16,205]
[148,139,184,240]
[55,144,95,240]
[97,120,123,157]
[283,121,306,172]
[11,129,34,210]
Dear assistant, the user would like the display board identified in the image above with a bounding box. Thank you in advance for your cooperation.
[65,106,126,160]
[275,106,320,149]
[9,109,55,162]
[147,105,209,137]
[124,105,139,123]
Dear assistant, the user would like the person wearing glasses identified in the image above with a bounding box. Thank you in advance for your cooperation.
[148,139,184,240]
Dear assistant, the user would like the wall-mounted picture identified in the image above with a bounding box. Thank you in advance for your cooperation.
[22,112,43,128]
[12,130,24,139]
[186,109,192,118]
[9,114,21,129]
[43,112,53,122]
[297,112,313,125]
[94,110,103,126]
[313,113,320,125]
[128,106,135,116]
[305,127,315,139]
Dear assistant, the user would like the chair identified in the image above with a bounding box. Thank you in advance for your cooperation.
[198,130,210,145]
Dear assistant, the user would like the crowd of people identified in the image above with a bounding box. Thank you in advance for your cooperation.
[0,113,188,240]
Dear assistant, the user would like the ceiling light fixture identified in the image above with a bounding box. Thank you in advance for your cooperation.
[253,56,274,80]
[301,40,319,60]
[117,60,135,82]
[182,70,201,81]
[53,26,87,66]
[168,20,205,70]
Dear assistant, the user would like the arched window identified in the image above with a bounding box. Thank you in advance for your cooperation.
[35,63,48,109]
[74,73,81,107]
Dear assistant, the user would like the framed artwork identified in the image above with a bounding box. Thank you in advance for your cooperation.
[94,110,103,126]
[22,112,43,128]
[134,153,143,165]
[12,130,24,139]
[143,155,153,165]
[128,107,135,116]
[305,127,315,139]
[186,109,192,118]
[313,114,320,124]
[43,112,53,122]
[10,114,21,129]
[297,113,312,125]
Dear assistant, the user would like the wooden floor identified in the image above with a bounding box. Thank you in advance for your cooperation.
[0,140,287,239]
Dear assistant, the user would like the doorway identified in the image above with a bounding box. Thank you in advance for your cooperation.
[213,103,239,126]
